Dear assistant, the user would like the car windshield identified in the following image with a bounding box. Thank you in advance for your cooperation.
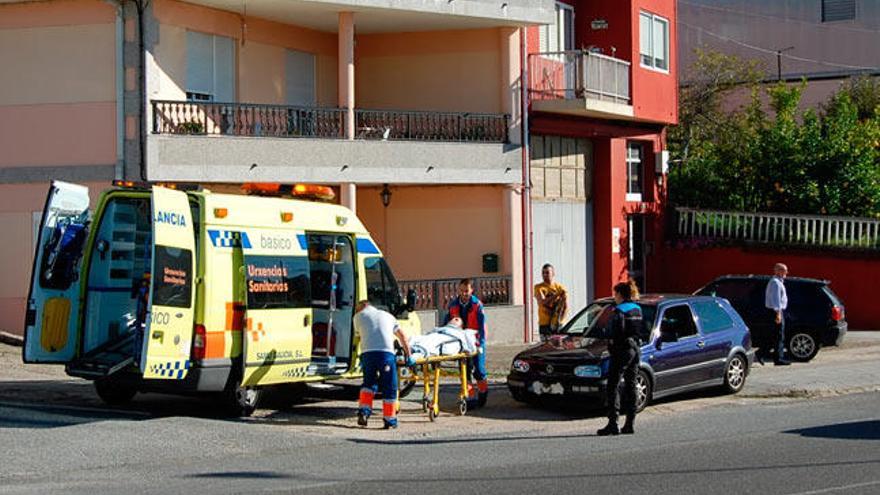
[562,301,657,342]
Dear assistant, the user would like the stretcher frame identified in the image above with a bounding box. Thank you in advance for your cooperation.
[397,351,476,421]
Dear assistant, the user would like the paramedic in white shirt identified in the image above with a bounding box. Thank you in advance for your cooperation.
[353,300,415,429]
[764,263,791,365]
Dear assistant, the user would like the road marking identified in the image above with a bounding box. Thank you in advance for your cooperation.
[786,480,880,495]
[0,400,151,418]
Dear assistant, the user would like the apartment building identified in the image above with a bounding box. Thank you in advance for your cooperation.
[525,0,678,318]
[0,0,554,340]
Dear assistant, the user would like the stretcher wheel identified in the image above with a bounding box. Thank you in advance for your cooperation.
[428,405,437,422]
[458,399,468,416]
[421,397,429,412]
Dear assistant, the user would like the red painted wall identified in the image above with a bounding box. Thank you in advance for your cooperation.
[629,0,678,124]
[654,245,878,329]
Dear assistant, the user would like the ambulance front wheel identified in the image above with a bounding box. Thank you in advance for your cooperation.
[94,378,137,406]
[223,378,261,417]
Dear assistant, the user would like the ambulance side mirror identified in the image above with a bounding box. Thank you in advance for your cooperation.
[405,289,417,312]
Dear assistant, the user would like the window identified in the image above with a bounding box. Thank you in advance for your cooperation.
[539,2,575,54]
[364,257,402,313]
[660,304,697,339]
[822,0,856,22]
[639,11,669,72]
[244,256,311,310]
[626,142,643,201]
[693,300,735,334]
[152,246,193,308]
[566,303,611,335]
[285,49,316,106]
[186,31,235,102]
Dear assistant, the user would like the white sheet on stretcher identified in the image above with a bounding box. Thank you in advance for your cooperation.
[409,326,478,360]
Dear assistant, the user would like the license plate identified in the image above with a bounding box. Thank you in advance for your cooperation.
[530,382,564,395]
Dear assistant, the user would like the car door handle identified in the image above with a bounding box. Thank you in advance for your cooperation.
[696,340,705,348]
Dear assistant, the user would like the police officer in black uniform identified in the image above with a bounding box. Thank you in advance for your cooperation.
[597,281,643,436]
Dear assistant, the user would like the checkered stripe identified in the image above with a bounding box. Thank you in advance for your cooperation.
[149,360,191,379]
[282,366,309,379]
[208,229,253,249]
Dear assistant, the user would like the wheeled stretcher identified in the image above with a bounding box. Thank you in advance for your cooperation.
[397,350,478,421]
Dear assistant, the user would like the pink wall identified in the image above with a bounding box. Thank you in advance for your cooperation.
[654,245,878,329]
[357,185,507,281]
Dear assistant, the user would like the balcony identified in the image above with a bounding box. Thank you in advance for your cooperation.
[528,51,634,119]
[146,101,520,185]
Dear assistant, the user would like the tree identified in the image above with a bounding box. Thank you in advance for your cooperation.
[669,49,880,218]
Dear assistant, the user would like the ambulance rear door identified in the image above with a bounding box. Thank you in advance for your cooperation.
[241,228,313,386]
[141,186,196,379]
[24,181,91,363]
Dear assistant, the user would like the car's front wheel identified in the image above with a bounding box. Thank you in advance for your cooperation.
[722,354,748,394]
[634,369,652,413]
[788,332,819,362]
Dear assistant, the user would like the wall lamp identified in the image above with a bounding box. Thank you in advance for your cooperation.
[380,183,392,208]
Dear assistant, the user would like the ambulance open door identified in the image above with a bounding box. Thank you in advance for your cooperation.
[24,181,90,363]
[140,186,196,380]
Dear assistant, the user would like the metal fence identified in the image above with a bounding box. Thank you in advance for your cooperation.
[398,276,512,312]
[152,100,509,143]
[152,100,345,138]
[355,109,508,143]
[528,50,631,105]
[677,207,880,249]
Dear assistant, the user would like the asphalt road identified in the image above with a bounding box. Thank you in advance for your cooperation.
[1,391,878,495]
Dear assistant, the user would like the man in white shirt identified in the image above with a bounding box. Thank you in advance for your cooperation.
[764,263,791,365]
[353,300,414,429]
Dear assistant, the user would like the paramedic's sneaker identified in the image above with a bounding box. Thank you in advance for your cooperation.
[357,411,369,427]
[383,419,398,429]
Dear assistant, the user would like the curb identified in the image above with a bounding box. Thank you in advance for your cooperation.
[0,331,23,347]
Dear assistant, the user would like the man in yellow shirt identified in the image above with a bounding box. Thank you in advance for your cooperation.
[534,263,568,340]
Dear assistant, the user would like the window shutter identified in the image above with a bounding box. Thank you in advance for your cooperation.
[186,31,214,96]
[639,13,652,64]
[822,0,856,22]
[286,49,316,106]
[213,35,235,102]
[653,17,668,70]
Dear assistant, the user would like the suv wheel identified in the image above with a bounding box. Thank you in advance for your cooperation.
[788,332,819,362]
[94,378,138,406]
[722,354,747,394]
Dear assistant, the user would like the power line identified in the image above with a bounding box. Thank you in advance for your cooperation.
[678,20,880,71]
[678,0,880,35]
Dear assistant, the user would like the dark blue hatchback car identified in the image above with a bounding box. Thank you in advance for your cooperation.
[507,294,754,412]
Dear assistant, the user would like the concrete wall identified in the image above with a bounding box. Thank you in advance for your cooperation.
[146,135,521,184]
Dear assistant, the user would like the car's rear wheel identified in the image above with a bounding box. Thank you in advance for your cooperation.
[788,332,819,362]
[634,369,652,413]
[722,354,748,394]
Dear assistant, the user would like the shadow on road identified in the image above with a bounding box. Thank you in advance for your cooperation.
[785,420,880,440]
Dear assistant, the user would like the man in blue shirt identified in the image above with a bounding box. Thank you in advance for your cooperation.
[764,263,791,366]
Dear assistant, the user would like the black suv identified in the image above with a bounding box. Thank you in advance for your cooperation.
[695,275,846,362]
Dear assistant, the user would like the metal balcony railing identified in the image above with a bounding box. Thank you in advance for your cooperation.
[355,109,508,143]
[528,50,631,105]
[152,100,345,138]
[677,207,880,249]
[151,100,510,143]
[398,276,512,312]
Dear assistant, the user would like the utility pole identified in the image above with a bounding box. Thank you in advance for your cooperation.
[776,46,795,81]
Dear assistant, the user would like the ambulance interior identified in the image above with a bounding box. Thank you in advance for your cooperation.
[307,234,355,373]
[70,197,154,377]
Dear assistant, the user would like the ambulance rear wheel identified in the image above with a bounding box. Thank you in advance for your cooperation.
[223,378,261,417]
[94,378,137,406]
[458,399,468,416]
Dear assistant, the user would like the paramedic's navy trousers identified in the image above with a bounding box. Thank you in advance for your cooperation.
[358,351,398,426]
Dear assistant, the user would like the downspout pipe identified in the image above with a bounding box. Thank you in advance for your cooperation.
[519,27,533,344]
[136,0,148,181]
[113,1,124,180]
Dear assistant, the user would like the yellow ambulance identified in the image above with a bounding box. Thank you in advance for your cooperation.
[24,180,419,416]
